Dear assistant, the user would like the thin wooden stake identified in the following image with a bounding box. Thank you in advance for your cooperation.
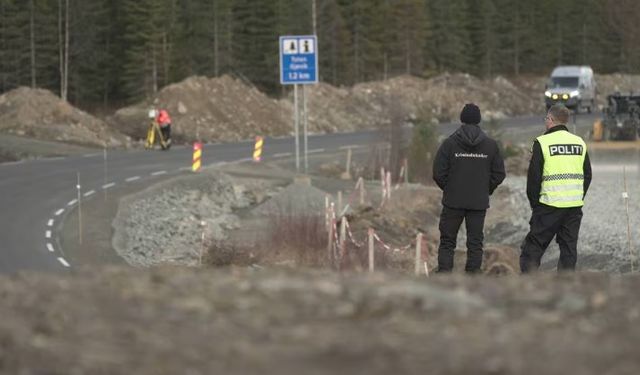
[327,203,335,267]
[404,158,409,184]
[103,146,108,201]
[337,191,343,217]
[623,166,635,272]
[368,228,375,273]
[415,233,423,276]
[359,177,365,205]
[345,147,352,177]
[199,221,207,266]
[324,195,330,230]
[339,217,347,263]
[77,172,82,245]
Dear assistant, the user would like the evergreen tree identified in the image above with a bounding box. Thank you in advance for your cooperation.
[231,0,278,92]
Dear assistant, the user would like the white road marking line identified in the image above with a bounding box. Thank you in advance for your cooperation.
[126,176,141,182]
[54,208,65,216]
[57,257,70,267]
[44,157,65,161]
[274,152,292,158]
[102,182,116,189]
[45,230,52,239]
[46,243,55,252]
[47,219,54,227]
[67,199,78,206]
[83,190,95,198]
[339,145,361,150]
[308,148,325,154]
[236,157,253,163]
[151,170,167,176]
[83,153,101,158]
[213,161,228,166]
[178,166,191,171]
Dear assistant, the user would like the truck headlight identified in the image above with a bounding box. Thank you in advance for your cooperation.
[552,94,559,100]
[570,90,580,97]
[545,91,552,98]
[562,94,569,100]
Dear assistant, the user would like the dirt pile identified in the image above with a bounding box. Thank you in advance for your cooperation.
[595,74,640,106]
[351,74,540,123]
[110,75,290,143]
[511,74,640,109]
[1,267,638,375]
[107,73,640,144]
[291,82,381,133]
[0,87,125,147]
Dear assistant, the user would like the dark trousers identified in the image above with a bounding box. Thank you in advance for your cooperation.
[437,206,487,273]
[520,205,583,273]
[160,124,171,143]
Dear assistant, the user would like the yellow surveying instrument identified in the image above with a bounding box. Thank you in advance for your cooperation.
[145,109,169,150]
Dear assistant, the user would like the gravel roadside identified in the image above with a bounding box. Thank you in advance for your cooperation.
[495,149,640,273]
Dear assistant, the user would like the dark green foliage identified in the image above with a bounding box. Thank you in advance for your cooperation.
[0,0,636,108]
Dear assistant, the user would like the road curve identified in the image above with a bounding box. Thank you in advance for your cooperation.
[0,114,597,273]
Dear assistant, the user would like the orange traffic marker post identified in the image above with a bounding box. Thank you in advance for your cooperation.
[192,142,202,172]
[253,136,264,162]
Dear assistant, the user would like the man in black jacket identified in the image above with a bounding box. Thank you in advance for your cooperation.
[433,103,506,273]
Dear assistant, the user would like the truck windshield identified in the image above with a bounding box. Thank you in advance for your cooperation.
[550,77,579,88]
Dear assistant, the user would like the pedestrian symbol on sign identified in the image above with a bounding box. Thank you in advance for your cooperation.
[283,39,298,54]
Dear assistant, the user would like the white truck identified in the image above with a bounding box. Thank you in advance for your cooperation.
[544,66,596,113]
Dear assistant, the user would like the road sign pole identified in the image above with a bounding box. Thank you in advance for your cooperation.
[303,84,309,173]
[294,84,300,172]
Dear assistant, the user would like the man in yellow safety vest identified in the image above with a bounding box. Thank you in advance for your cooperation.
[520,104,592,272]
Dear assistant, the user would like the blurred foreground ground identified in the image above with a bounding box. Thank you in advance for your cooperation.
[0,267,639,375]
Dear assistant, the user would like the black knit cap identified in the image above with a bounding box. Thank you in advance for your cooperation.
[460,103,481,125]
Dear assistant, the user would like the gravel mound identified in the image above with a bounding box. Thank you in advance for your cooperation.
[1,267,639,375]
[110,75,290,143]
[252,182,328,217]
[112,170,254,267]
[495,152,640,274]
[0,87,125,147]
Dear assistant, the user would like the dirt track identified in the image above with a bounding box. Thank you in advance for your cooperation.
[1,267,639,375]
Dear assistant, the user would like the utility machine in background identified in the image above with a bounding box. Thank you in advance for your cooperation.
[592,93,640,141]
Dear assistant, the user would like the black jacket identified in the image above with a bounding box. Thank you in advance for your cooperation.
[433,124,506,210]
[527,125,592,208]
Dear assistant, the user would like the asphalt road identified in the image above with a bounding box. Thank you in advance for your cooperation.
[0,114,597,273]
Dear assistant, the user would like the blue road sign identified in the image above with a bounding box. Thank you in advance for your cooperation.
[280,35,318,85]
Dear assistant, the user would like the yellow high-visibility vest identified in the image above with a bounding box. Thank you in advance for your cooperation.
[536,129,587,208]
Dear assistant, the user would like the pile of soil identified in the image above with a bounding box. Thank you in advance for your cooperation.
[110,75,290,143]
[1,267,638,375]
[594,74,640,107]
[107,73,640,145]
[286,82,382,133]
[511,74,640,109]
[351,74,540,123]
[0,87,125,147]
